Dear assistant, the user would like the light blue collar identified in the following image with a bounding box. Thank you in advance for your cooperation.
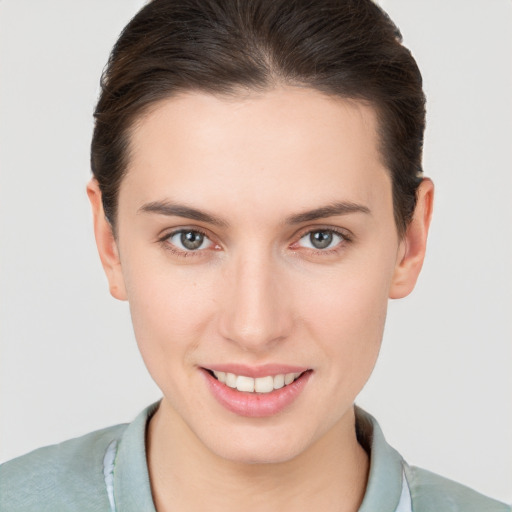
[105,402,410,512]
[356,407,410,512]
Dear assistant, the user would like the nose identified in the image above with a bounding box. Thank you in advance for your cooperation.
[218,250,293,352]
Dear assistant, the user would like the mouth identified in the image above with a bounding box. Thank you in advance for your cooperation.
[205,369,306,394]
[201,366,313,417]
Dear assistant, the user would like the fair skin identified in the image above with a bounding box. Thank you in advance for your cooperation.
[88,86,433,512]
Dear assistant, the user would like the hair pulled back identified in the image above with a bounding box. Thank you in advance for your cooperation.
[91,0,425,235]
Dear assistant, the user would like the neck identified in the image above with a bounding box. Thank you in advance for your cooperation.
[147,401,369,512]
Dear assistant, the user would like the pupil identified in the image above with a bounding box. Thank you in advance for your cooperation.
[181,231,203,250]
[310,231,332,249]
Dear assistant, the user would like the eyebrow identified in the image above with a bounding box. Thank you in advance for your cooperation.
[138,200,370,227]
[285,202,371,224]
[138,201,229,228]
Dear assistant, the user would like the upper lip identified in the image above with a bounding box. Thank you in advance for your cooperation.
[203,363,310,378]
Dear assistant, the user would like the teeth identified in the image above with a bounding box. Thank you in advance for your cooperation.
[273,374,285,389]
[284,373,295,385]
[254,376,274,393]
[236,375,255,392]
[225,372,237,388]
[212,370,303,393]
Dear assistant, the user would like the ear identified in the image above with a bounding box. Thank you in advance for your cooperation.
[389,178,434,299]
[86,179,127,301]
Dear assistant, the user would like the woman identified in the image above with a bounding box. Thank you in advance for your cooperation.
[1,1,509,511]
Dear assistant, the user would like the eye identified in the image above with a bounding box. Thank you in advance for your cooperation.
[168,230,214,251]
[298,230,344,250]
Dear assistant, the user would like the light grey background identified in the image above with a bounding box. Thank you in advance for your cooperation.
[1,0,511,504]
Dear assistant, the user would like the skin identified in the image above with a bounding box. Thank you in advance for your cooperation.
[88,86,433,512]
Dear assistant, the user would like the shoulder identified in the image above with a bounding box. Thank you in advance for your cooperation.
[0,423,127,512]
[405,464,511,512]
[354,407,510,512]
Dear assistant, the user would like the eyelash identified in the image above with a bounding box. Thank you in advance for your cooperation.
[294,227,352,256]
[157,227,352,258]
[157,228,214,258]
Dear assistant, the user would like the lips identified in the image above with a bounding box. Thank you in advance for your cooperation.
[201,365,312,417]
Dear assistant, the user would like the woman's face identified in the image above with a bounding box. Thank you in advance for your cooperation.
[92,87,424,463]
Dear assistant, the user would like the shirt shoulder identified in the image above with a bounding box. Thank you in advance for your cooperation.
[0,423,127,512]
[405,464,511,512]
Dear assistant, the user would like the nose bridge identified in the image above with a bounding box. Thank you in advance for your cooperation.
[219,246,291,350]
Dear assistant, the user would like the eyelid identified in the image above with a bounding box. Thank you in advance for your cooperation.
[293,225,353,242]
[157,226,220,255]
[156,224,353,257]
[290,226,353,253]
[157,224,214,242]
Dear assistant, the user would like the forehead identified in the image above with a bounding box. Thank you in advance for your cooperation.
[121,87,392,221]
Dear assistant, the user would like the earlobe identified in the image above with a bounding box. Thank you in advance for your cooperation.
[389,178,434,299]
[86,179,127,301]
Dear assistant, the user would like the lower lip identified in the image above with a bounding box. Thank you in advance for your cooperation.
[201,369,312,418]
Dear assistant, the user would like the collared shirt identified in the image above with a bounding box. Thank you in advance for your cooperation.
[1,402,509,511]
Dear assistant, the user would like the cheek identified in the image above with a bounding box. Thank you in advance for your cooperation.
[307,278,388,348]
[122,262,217,375]
[300,260,393,382]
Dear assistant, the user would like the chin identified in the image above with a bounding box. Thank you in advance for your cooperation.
[199,422,315,465]
[216,442,306,465]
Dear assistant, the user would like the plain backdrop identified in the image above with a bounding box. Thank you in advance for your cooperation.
[0,0,511,504]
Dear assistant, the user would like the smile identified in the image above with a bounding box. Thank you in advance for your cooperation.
[202,367,313,417]
[210,370,303,394]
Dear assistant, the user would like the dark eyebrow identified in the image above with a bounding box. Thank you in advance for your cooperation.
[285,202,371,225]
[139,200,370,228]
[138,201,229,228]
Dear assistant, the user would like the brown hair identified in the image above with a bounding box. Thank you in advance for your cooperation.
[91,0,425,236]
